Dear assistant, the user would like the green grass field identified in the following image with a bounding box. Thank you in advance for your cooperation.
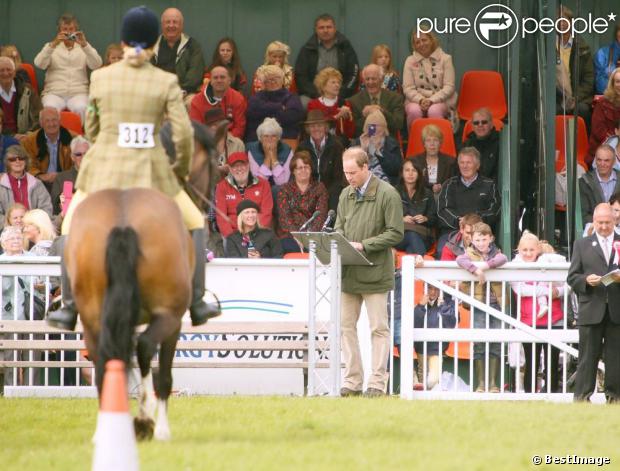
[1,396,619,470]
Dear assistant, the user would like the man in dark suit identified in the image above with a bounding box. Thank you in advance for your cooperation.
[568,203,620,402]
[349,64,404,137]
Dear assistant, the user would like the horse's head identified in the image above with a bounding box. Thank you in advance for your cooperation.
[161,120,219,212]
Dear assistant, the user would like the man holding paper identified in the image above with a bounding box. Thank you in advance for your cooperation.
[568,203,620,402]
[335,146,403,397]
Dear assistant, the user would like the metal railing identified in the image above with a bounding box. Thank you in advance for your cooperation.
[398,256,588,401]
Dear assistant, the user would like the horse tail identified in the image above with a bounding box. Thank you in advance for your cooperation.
[98,227,141,368]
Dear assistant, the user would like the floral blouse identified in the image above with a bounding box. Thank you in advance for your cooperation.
[276,181,329,237]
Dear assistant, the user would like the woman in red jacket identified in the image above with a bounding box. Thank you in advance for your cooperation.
[307,67,355,141]
[589,67,620,164]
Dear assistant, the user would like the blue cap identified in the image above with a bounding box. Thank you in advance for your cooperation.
[121,6,159,49]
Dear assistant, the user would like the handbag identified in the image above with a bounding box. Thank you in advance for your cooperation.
[18,278,47,321]
[405,222,433,239]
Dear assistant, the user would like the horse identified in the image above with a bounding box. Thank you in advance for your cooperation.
[68,122,220,441]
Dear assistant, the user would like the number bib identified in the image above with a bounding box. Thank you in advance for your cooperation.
[118,122,155,148]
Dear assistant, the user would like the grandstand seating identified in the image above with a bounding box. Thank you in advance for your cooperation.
[445,306,472,360]
[283,252,309,260]
[405,118,456,158]
[457,70,507,122]
[60,111,83,135]
[20,63,38,95]
[554,115,588,173]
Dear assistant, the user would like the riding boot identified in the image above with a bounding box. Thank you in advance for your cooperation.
[474,359,485,392]
[489,357,500,393]
[189,229,221,326]
[47,236,79,331]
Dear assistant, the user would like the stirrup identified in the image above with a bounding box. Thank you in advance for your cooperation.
[190,290,221,326]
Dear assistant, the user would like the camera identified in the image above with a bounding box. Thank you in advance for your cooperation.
[368,124,377,137]
[66,33,78,41]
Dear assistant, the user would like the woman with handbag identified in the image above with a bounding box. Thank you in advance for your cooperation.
[395,158,437,255]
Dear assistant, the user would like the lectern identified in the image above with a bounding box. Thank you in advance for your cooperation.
[291,231,372,396]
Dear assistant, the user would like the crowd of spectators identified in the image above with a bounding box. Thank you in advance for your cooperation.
[1,6,620,393]
[3,8,618,262]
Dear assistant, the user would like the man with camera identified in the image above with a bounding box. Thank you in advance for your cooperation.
[34,13,102,123]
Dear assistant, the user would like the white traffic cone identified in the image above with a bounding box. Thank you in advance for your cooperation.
[92,359,139,471]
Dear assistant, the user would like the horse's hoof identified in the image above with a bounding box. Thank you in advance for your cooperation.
[133,417,155,441]
[154,425,171,441]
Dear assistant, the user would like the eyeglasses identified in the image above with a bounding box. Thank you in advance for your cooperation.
[7,156,26,162]
[473,120,489,126]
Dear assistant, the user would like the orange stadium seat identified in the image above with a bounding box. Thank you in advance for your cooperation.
[283,252,309,260]
[395,252,434,305]
[554,115,588,173]
[60,111,83,135]
[461,118,505,142]
[20,63,39,95]
[406,118,456,158]
[457,70,507,122]
[445,306,472,360]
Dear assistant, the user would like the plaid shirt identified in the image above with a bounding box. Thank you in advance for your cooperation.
[76,60,192,197]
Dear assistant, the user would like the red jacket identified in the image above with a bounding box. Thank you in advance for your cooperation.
[215,173,273,237]
[307,98,355,139]
[588,97,620,163]
[189,84,247,139]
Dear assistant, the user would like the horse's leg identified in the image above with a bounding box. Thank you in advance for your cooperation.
[133,313,181,441]
[154,324,181,441]
[133,323,158,441]
[83,328,103,444]
[82,329,101,396]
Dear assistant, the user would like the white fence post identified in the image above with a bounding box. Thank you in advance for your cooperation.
[400,256,416,399]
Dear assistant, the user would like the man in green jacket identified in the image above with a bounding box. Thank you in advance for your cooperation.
[151,7,205,100]
[335,147,404,397]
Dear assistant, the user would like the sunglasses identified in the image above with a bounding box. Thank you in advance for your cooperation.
[7,156,26,162]
[473,120,489,126]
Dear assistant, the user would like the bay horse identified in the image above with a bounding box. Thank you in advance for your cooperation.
[69,122,220,441]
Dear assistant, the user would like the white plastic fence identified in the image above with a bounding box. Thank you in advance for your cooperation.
[0,257,90,393]
[0,257,341,397]
[398,256,588,401]
[1,256,593,400]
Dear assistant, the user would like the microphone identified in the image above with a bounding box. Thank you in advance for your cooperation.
[299,210,321,232]
[321,209,336,232]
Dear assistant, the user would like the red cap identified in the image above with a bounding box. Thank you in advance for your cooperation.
[227,152,249,165]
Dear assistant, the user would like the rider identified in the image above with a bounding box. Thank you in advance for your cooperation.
[47,6,219,330]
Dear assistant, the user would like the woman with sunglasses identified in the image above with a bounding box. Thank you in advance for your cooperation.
[0,145,52,230]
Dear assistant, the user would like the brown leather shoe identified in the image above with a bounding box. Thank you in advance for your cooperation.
[340,387,362,397]
[364,387,386,398]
